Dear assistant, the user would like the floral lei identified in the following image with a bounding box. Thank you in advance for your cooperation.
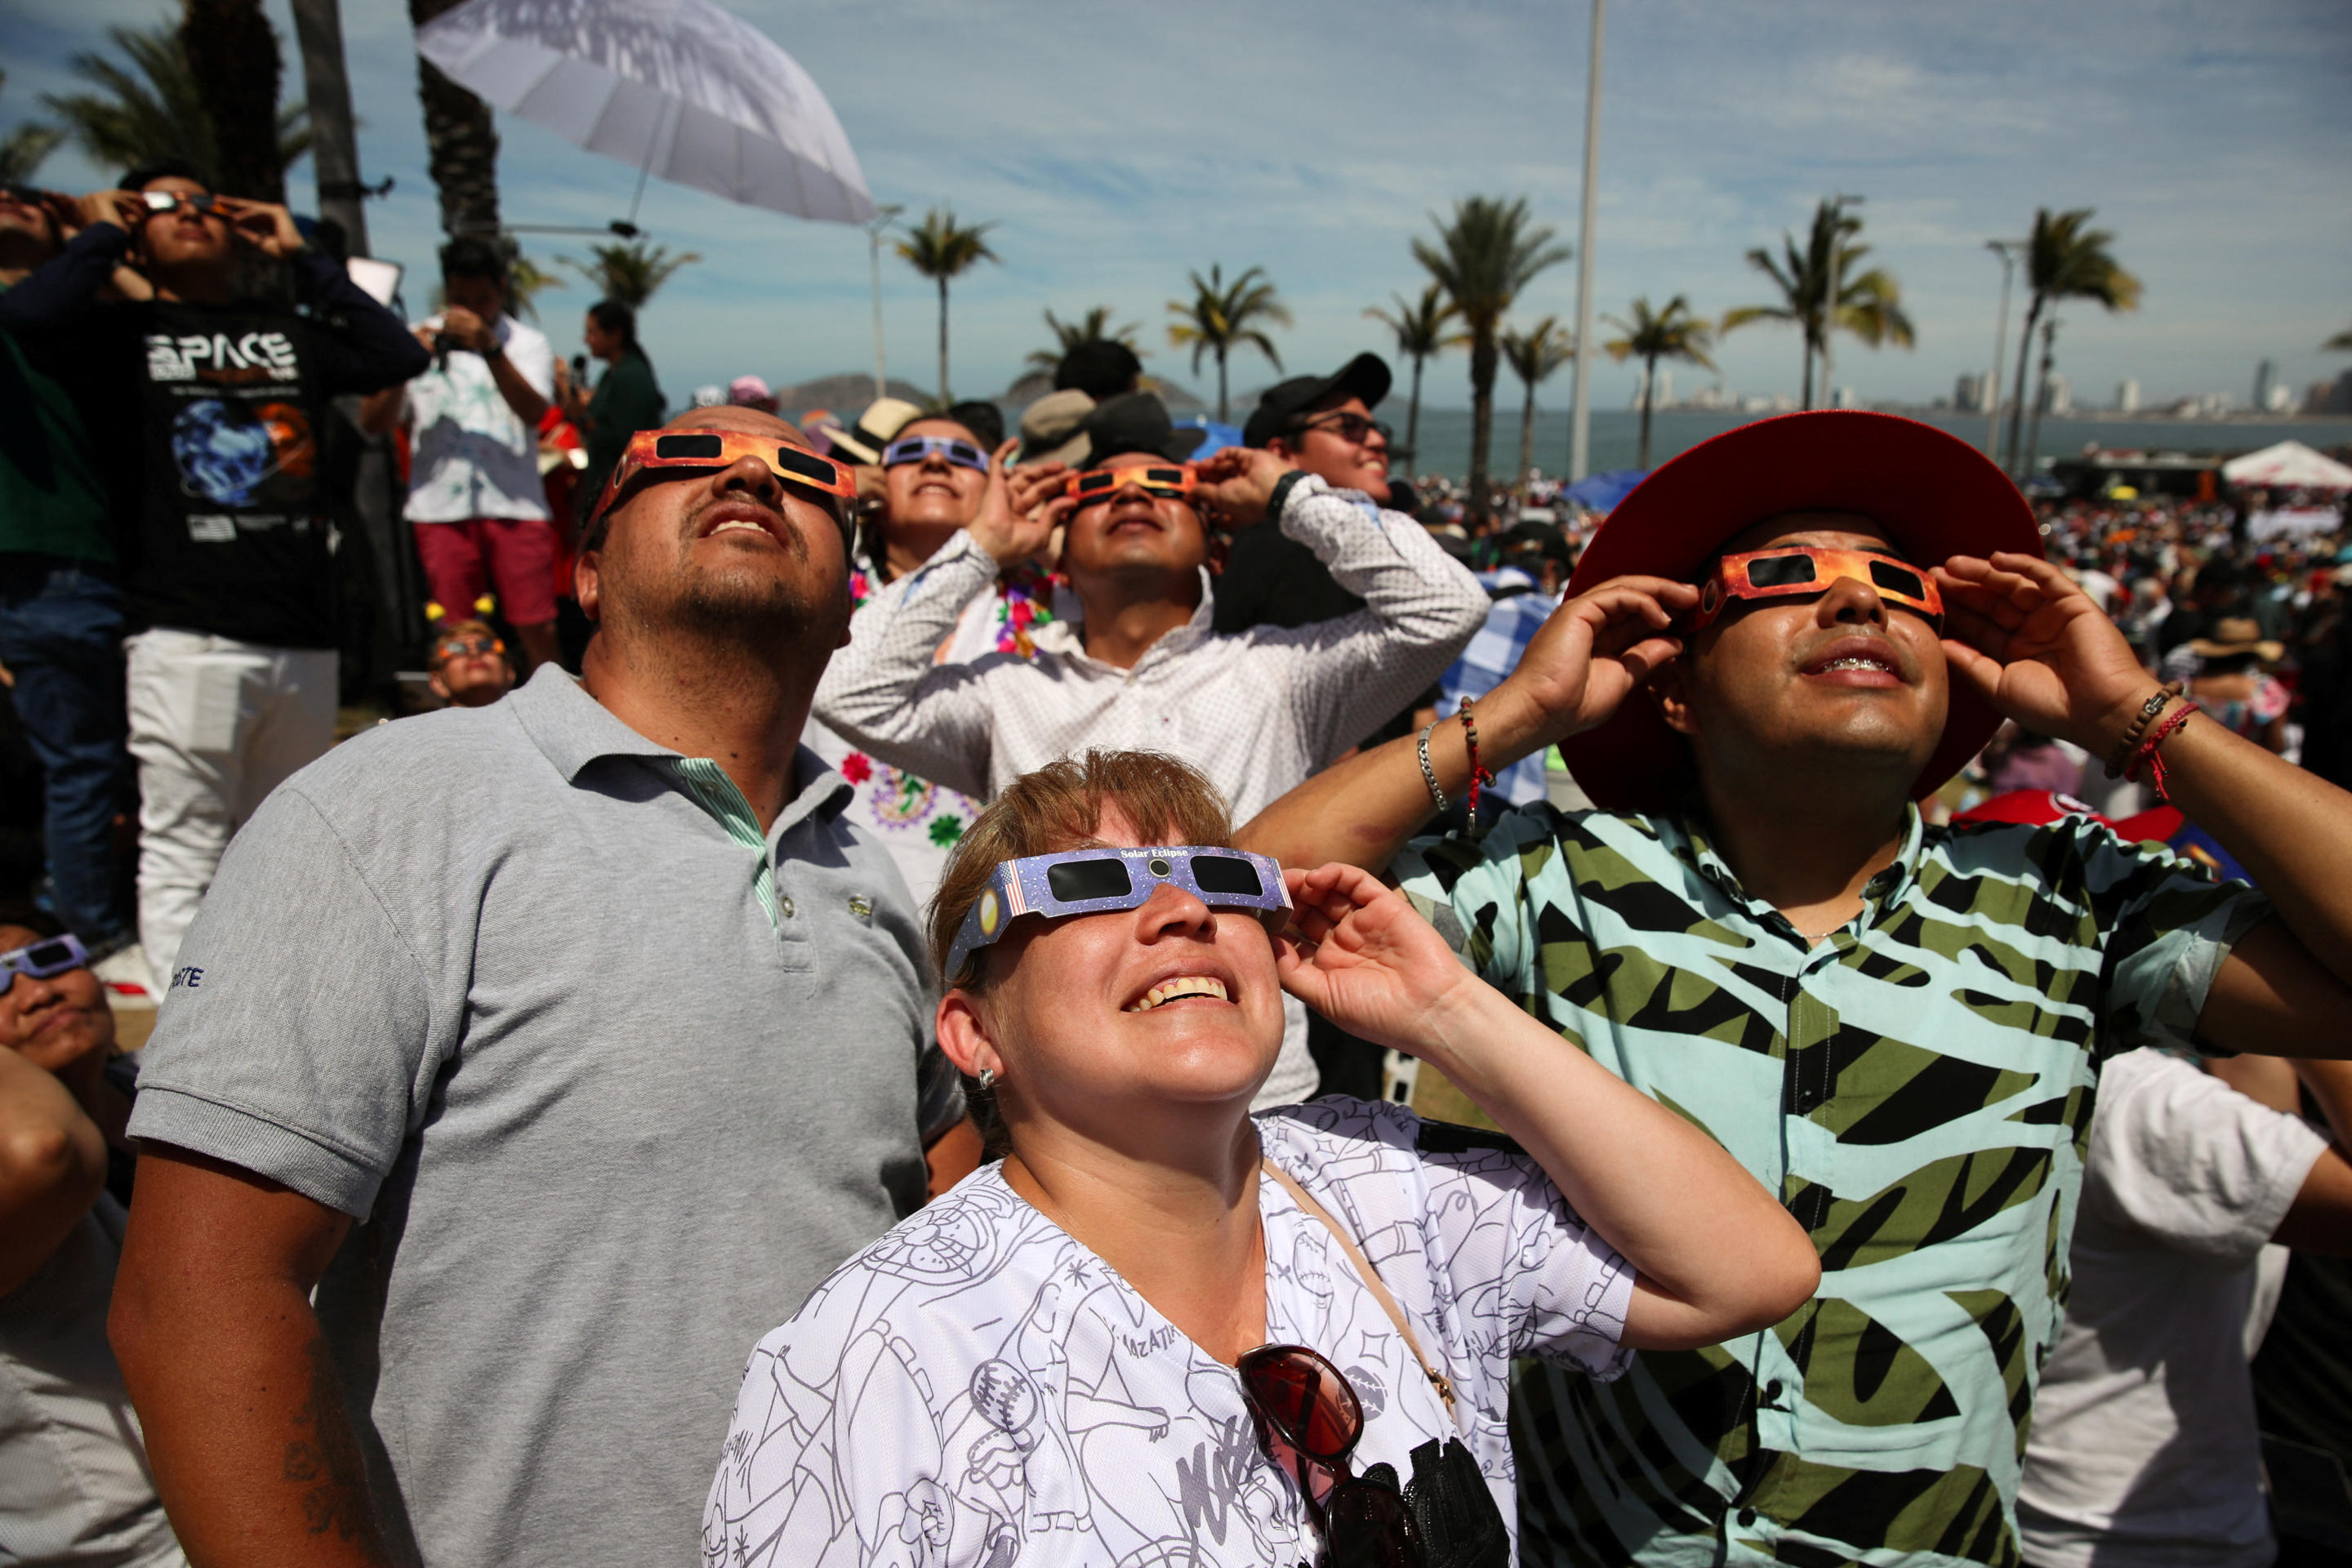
[849,557,1060,658]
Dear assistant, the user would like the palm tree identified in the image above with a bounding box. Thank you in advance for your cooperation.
[1413,195,1570,528]
[2327,327,2352,351]
[0,73,63,185]
[181,0,287,200]
[1365,283,1465,463]
[563,238,700,310]
[506,253,564,322]
[1027,305,1143,372]
[2002,207,2140,474]
[896,207,999,405]
[1500,316,1573,491]
[409,0,501,236]
[42,23,308,184]
[1167,264,1290,422]
[2021,316,2063,481]
[1604,296,1717,470]
[1721,200,1912,410]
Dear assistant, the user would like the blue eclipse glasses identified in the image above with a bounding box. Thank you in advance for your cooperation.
[945,845,1293,982]
[882,434,990,473]
[0,931,88,982]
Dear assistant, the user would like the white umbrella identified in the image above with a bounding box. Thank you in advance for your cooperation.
[416,0,876,228]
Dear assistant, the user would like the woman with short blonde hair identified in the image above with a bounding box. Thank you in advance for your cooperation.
[706,750,1816,1567]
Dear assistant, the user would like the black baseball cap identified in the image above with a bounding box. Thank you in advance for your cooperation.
[1077,392,1207,466]
[1242,353,1393,449]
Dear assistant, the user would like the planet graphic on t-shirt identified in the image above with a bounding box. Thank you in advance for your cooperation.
[170,399,312,506]
[171,400,275,505]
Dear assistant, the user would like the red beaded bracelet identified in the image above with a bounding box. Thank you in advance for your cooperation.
[2123,700,2198,802]
[1459,697,1496,816]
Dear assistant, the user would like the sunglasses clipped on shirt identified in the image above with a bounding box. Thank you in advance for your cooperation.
[588,429,860,541]
[881,434,990,473]
[1240,1343,1423,1566]
[1687,546,1944,632]
[0,931,89,983]
[943,844,1290,982]
[1292,412,1393,448]
[1064,464,1198,506]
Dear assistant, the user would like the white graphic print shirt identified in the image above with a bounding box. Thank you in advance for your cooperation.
[702,1098,1634,1567]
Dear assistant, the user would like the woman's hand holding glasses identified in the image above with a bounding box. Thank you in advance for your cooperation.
[1273,862,1486,1062]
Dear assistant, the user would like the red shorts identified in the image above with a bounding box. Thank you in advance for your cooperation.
[413,516,561,628]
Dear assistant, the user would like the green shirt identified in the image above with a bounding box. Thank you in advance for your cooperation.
[1395,804,2267,1568]
[579,347,665,520]
[0,290,114,563]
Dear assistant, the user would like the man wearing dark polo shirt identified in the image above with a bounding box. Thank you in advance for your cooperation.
[106,405,960,1566]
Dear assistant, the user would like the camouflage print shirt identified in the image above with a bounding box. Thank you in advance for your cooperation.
[1392,803,2270,1568]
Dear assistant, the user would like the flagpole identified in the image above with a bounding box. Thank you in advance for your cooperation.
[1566,0,1605,481]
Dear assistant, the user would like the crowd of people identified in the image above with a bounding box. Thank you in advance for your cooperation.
[2,158,2351,1568]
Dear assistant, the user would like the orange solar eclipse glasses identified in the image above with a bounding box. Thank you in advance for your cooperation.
[1065,464,1197,506]
[1688,546,1944,631]
[589,430,859,539]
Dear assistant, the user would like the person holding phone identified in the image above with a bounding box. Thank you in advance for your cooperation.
[0,158,427,996]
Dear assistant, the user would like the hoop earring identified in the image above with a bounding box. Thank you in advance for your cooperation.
[977,1067,997,1091]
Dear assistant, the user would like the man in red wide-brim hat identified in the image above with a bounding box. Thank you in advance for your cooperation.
[1240,410,2352,1566]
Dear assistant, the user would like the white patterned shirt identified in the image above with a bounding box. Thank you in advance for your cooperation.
[399,313,555,523]
[702,1098,1634,1567]
[812,475,1488,828]
[813,479,1486,1110]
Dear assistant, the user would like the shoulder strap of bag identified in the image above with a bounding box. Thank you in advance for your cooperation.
[1260,1158,1457,1419]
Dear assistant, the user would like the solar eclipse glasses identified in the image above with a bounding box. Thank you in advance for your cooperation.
[944,845,1290,982]
[882,434,990,473]
[1688,546,1944,632]
[1064,464,1197,506]
[589,430,859,540]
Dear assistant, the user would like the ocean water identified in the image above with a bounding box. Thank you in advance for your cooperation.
[1398,407,2352,483]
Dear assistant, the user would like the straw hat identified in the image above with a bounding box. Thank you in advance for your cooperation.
[2186,617,2284,663]
[827,398,925,465]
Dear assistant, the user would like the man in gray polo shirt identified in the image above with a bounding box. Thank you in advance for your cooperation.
[105,405,960,1566]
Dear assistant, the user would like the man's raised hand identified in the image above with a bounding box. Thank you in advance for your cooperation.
[1192,445,1296,528]
[1935,552,2153,755]
[214,197,305,258]
[968,440,1069,568]
[1490,575,1698,747]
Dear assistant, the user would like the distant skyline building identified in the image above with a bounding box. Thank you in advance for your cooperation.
[2115,378,2140,414]
[1954,372,1985,412]
[2254,359,2277,414]
[2040,372,2072,417]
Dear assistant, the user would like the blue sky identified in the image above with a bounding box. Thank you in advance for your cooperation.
[6,0,2349,413]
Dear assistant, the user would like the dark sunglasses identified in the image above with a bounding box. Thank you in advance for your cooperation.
[434,635,506,661]
[0,931,89,982]
[1065,465,1196,504]
[882,434,989,472]
[0,184,50,207]
[1239,1344,1423,1566]
[1295,412,1392,447]
[140,189,221,216]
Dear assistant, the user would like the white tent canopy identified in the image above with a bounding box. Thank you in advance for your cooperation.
[2221,439,2352,491]
[416,0,875,226]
